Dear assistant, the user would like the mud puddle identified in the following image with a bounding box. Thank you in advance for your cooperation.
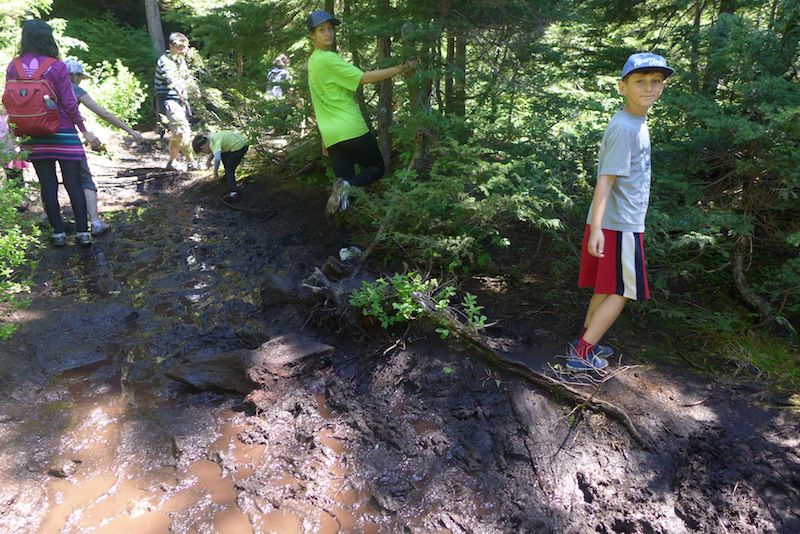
[0,136,384,533]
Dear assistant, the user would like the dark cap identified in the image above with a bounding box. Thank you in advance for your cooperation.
[307,10,340,31]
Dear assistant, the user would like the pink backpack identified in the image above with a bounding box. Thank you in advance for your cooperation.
[2,57,60,136]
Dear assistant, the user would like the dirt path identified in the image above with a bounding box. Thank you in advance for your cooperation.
[1,137,798,534]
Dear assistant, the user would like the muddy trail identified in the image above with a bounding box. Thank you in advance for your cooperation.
[1,136,799,534]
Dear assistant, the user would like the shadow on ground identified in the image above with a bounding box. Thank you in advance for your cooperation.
[0,136,798,533]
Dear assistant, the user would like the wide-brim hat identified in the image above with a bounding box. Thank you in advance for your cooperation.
[621,53,674,79]
[307,10,340,31]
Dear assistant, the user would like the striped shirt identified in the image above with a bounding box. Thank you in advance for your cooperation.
[22,128,86,161]
[154,53,191,101]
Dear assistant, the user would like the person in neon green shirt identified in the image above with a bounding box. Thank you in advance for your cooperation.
[306,9,414,214]
[192,130,249,203]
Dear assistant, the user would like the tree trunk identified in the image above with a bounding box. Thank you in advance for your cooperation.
[236,52,244,78]
[445,34,455,113]
[326,0,337,53]
[452,34,466,116]
[343,0,370,127]
[376,0,393,170]
[689,0,707,92]
[402,25,435,177]
[145,0,165,55]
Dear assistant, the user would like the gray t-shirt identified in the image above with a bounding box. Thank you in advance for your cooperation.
[586,110,651,233]
[71,82,87,100]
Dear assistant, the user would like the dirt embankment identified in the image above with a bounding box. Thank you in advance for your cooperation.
[0,137,798,533]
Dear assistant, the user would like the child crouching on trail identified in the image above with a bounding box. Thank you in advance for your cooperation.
[192,131,249,203]
[566,53,673,372]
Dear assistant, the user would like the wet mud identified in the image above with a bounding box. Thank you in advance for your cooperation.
[1,136,799,533]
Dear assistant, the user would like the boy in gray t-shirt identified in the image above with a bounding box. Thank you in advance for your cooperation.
[567,53,674,372]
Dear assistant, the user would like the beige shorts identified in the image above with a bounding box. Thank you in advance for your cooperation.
[162,99,191,138]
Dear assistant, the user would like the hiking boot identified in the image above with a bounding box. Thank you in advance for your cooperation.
[223,191,240,203]
[91,220,110,236]
[570,339,614,358]
[326,179,350,214]
[566,354,609,372]
[51,232,66,247]
[75,232,92,247]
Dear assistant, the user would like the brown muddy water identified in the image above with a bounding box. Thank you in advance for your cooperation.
[0,155,384,532]
[2,139,800,533]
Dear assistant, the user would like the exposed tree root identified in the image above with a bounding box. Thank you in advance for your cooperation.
[412,294,649,449]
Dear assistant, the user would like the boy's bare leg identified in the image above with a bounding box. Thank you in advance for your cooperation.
[83,188,100,223]
[166,134,181,168]
[583,293,608,331]
[583,293,627,345]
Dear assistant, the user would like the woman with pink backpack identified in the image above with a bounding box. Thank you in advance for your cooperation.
[4,20,101,247]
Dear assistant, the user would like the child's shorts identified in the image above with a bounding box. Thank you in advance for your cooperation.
[79,159,97,191]
[578,224,650,301]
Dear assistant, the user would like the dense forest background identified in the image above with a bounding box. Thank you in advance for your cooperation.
[1,0,798,387]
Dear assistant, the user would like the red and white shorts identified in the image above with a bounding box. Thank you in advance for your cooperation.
[578,225,650,301]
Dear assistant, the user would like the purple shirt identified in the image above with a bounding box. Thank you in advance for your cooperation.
[6,53,86,132]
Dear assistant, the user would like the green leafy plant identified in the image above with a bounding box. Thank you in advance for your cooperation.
[462,293,488,331]
[0,180,40,338]
[349,272,487,340]
[85,60,147,127]
[0,111,40,339]
[349,272,447,329]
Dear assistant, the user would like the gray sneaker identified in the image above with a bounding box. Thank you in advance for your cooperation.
[91,220,110,236]
[51,232,66,247]
[326,179,350,214]
[75,232,92,247]
[339,180,350,211]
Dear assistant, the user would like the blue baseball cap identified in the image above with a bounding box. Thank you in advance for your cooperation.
[64,59,90,79]
[307,10,340,31]
[620,53,674,79]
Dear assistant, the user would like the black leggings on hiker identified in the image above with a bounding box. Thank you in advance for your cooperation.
[32,159,88,234]
[328,132,385,187]
[221,145,249,192]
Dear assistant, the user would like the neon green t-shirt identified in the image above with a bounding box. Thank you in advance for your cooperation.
[307,49,368,148]
[209,130,247,155]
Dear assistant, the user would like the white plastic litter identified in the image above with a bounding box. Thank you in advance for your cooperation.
[339,246,362,261]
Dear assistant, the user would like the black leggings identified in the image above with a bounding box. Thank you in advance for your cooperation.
[32,159,88,234]
[327,132,385,187]
[220,146,249,192]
